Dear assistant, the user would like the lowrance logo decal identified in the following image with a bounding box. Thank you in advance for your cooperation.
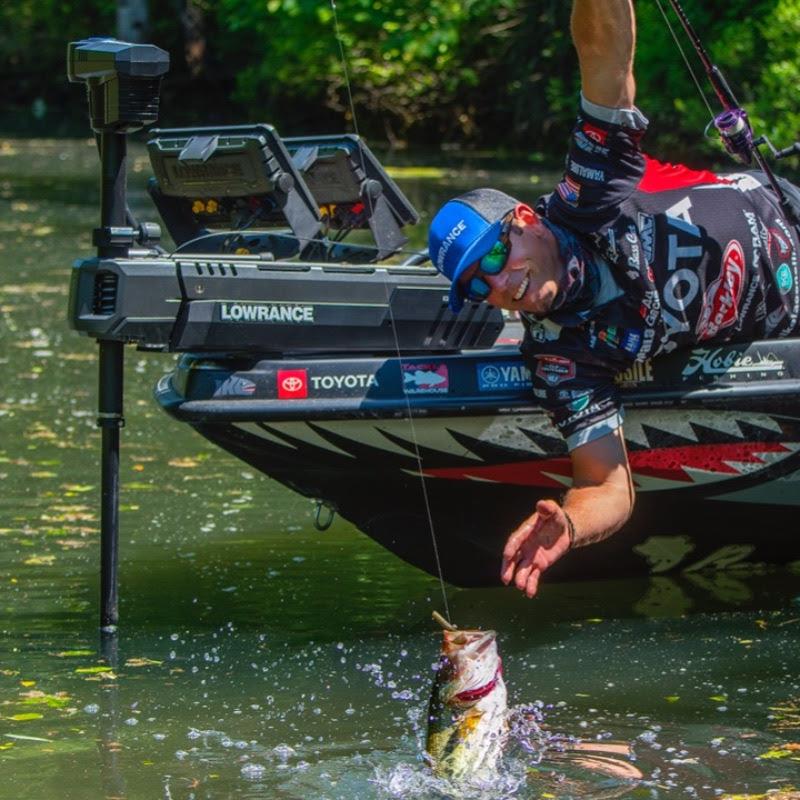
[219,303,314,323]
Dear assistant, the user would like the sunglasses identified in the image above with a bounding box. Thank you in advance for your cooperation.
[462,218,512,303]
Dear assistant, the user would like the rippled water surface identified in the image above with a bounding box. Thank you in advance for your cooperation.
[1,138,800,799]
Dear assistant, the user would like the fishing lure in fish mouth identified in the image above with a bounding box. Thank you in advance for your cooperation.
[425,613,509,780]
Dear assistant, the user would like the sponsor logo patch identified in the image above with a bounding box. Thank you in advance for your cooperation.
[568,394,591,413]
[477,362,532,391]
[695,239,745,341]
[777,263,794,295]
[220,302,314,324]
[277,369,308,399]
[638,213,655,265]
[598,326,621,348]
[402,363,449,394]
[556,179,580,206]
[213,376,257,397]
[569,160,605,182]
[573,131,610,157]
[615,360,654,385]
[621,329,643,355]
[681,348,786,380]
[534,355,576,386]
[309,373,378,391]
[768,226,792,259]
[581,121,608,145]
[436,220,467,270]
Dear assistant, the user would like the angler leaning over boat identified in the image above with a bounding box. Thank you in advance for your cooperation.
[428,0,800,598]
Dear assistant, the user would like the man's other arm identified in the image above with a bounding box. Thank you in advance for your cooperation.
[571,0,637,109]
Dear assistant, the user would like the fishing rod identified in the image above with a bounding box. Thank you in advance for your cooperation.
[657,0,800,225]
[327,0,454,625]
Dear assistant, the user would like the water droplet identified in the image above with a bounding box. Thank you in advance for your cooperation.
[241,763,267,780]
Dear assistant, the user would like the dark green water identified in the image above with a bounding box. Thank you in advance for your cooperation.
[1,138,799,799]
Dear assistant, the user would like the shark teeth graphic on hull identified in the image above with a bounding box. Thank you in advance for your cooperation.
[231,410,800,496]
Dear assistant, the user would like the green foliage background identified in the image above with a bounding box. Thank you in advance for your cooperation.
[2,0,799,166]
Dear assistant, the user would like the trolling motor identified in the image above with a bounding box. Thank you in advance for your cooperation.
[67,37,169,632]
[65,39,502,631]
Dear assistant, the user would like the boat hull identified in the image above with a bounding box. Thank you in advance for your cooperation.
[155,336,800,586]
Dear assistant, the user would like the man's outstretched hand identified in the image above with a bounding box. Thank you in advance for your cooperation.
[500,499,572,598]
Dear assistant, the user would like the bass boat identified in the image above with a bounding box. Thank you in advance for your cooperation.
[66,25,800,633]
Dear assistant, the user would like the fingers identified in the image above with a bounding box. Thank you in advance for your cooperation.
[525,567,542,598]
[500,498,570,593]
[502,513,540,560]
[500,558,516,586]
[536,497,560,518]
[501,512,543,584]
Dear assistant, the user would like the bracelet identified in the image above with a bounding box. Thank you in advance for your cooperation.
[562,509,577,549]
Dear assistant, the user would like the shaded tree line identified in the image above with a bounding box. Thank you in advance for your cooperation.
[2,0,799,168]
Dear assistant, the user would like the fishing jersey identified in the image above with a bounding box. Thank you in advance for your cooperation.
[524,96,800,450]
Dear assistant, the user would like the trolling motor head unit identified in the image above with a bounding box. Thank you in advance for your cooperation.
[67,37,169,134]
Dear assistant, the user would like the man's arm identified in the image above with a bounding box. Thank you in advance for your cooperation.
[571,0,637,109]
[500,427,634,597]
[565,426,634,547]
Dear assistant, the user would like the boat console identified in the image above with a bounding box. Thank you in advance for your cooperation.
[70,124,503,356]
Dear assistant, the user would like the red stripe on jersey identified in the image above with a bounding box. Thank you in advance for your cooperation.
[638,155,730,193]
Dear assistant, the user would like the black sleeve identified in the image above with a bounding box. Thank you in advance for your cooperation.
[542,101,648,234]
[522,337,624,451]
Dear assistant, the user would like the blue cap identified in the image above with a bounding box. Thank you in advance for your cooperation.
[428,188,518,312]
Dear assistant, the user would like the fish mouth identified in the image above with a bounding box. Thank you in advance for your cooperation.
[442,629,496,653]
[440,629,502,706]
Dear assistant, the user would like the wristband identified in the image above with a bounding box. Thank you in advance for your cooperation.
[562,509,577,549]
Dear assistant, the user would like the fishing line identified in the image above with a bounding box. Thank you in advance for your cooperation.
[653,0,716,122]
[328,0,452,624]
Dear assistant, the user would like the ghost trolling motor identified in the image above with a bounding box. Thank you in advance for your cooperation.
[67,38,169,633]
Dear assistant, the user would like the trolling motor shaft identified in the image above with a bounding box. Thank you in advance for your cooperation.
[67,38,169,632]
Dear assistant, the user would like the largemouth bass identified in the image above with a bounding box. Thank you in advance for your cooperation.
[425,620,508,780]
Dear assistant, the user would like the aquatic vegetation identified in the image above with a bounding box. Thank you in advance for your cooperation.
[770,698,800,732]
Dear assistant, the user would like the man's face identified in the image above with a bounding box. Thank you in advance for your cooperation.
[459,213,562,316]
